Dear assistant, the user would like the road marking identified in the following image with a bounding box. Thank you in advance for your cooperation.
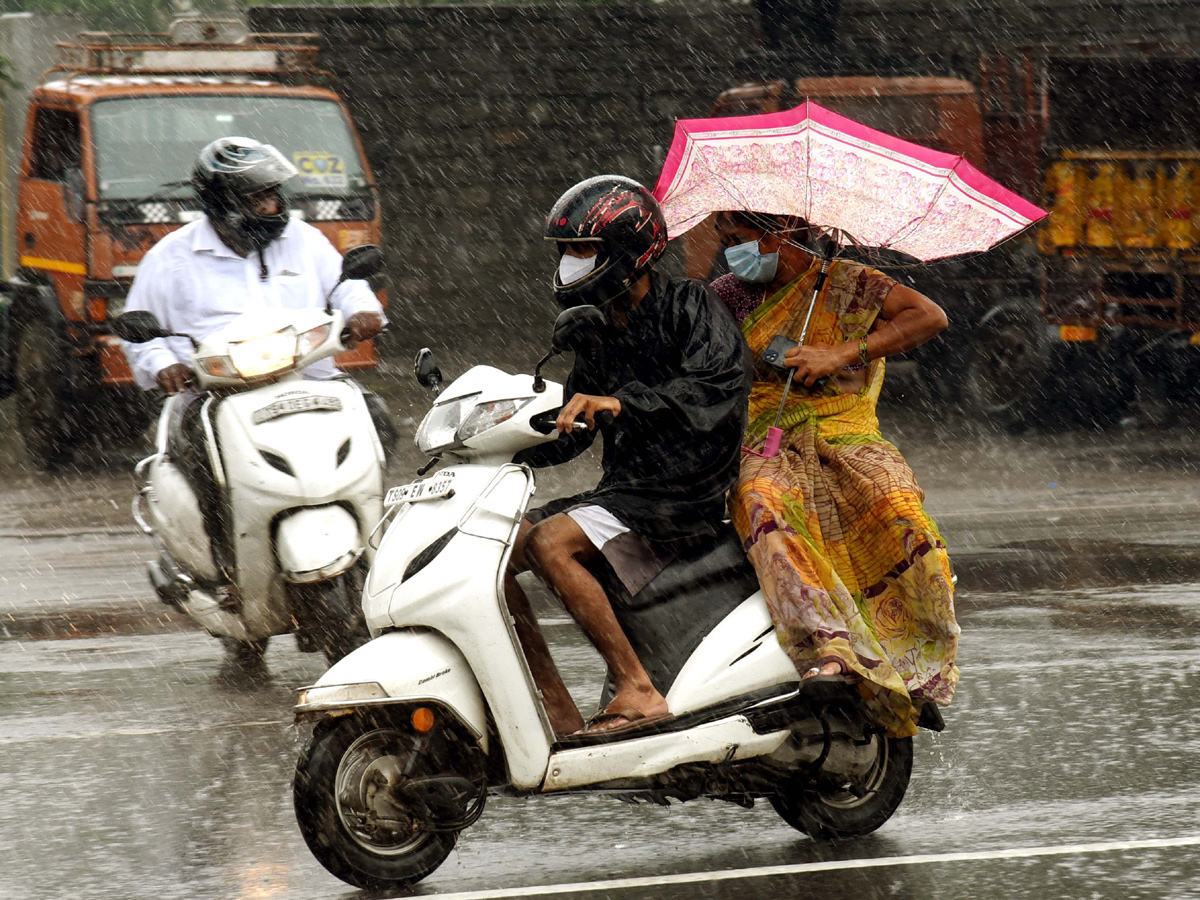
[0,719,287,746]
[426,835,1200,899]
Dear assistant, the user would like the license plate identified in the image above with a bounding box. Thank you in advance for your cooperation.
[252,395,343,424]
[385,471,455,506]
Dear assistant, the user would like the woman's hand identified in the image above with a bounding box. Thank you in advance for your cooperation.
[557,394,621,433]
[783,342,857,387]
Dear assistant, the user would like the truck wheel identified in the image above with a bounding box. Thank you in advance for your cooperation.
[14,319,72,469]
[964,305,1049,432]
[770,734,913,839]
[294,715,462,890]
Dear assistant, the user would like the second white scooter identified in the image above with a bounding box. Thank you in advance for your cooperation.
[111,246,387,665]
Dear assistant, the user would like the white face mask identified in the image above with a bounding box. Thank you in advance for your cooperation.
[558,253,598,285]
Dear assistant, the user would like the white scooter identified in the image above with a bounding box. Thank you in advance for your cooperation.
[291,306,945,890]
[111,246,387,666]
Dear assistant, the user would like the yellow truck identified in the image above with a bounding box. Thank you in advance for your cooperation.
[699,50,1200,427]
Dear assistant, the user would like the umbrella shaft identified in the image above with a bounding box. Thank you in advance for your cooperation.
[797,258,832,345]
[773,368,795,430]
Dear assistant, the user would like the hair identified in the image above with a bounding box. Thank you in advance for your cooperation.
[715,211,814,244]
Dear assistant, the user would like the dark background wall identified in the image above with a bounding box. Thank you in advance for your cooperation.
[251,3,761,359]
[249,0,1200,361]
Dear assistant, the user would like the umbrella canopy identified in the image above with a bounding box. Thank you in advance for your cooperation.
[653,101,1047,261]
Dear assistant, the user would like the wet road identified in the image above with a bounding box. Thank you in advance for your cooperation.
[2,391,1200,899]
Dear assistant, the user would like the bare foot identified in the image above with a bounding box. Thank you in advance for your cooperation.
[803,659,848,679]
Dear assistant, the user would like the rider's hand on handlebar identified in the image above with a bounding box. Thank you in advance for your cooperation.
[783,342,856,387]
[345,311,385,346]
[557,394,621,433]
[156,363,193,395]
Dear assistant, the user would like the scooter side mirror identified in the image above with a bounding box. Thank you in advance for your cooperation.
[550,305,606,356]
[414,347,443,391]
[341,244,384,282]
[108,311,171,343]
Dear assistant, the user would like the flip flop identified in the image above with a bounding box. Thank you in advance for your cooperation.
[579,706,673,736]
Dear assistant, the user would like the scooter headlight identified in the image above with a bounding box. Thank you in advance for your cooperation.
[228,328,297,378]
[456,397,534,443]
[415,392,479,454]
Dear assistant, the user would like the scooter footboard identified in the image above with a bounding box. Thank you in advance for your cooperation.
[295,629,488,751]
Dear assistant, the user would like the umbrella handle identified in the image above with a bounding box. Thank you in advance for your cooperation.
[742,426,784,459]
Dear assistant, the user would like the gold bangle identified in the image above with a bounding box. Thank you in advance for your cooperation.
[858,339,871,366]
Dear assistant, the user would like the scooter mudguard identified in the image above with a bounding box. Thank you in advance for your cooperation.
[276,504,362,583]
[298,629,488,752]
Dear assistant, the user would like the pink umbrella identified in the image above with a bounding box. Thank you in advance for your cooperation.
[653,101,1046,260]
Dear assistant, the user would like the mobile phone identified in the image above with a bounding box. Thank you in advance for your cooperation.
[762,334,799,373]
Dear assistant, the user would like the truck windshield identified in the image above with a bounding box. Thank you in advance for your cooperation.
[90,95,368,199]
[1047,59,1200,150]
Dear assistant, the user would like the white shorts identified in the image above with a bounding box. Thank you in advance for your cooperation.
[565,504,630,550]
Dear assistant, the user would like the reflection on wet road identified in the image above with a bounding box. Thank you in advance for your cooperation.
[1,395,1199,899]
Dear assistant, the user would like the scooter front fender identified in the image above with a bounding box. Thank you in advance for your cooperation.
[296,629,488,752]
[275,504,361,582]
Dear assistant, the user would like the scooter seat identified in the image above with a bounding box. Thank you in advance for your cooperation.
[591,524,759,698]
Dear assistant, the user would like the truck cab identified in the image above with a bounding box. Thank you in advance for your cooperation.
[1,19,385,468]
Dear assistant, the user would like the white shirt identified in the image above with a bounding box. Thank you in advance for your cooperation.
[122,217,386,390]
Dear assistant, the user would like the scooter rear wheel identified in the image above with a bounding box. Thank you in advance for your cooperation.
[294,714,459,890]
[770,734,913,839]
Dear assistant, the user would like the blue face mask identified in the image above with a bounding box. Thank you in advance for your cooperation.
[724,239,778,283]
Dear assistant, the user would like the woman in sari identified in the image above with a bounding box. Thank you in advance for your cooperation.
[712,212,959,738]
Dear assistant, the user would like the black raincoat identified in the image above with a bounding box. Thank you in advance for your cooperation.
[516,271,751,547]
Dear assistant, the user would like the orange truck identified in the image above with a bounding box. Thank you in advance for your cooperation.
[696,52,1200,427]
[0,18,385,467]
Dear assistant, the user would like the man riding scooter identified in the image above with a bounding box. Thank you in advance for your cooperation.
[504,175,750,736]
[122,136,395,594]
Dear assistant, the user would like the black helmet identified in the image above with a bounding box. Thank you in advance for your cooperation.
[192,137,297,252]
[544,175,668,309]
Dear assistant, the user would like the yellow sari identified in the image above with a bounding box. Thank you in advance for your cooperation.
[728,259,960,737]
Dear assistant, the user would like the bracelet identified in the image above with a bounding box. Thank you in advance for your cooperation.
[858,339,871,366]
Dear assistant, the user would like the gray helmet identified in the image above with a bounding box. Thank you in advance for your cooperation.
[192,137,297,250]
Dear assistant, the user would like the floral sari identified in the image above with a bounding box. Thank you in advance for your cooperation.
[721,260,960,737]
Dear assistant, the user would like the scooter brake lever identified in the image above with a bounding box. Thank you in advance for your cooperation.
[417,456,441,476]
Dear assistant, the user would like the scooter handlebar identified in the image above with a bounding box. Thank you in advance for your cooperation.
[339,324,390,345]
[528,408,613,435]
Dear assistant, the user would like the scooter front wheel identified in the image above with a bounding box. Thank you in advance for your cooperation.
[294,714,461,890]
[770,734,913,839]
